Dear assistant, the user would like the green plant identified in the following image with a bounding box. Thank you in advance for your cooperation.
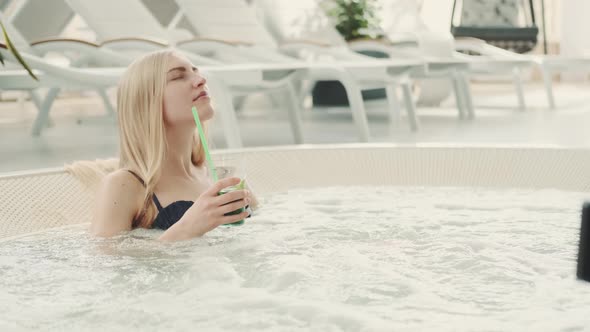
[0,21,38,80]
[323,0,383,41]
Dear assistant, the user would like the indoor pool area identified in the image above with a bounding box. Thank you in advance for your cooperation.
[2,0,590,331]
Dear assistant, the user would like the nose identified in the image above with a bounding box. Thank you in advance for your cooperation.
[192,73,206,88]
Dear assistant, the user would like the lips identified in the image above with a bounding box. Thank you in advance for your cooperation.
[193,91,208,102]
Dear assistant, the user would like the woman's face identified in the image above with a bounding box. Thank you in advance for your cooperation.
[163,54,213,126]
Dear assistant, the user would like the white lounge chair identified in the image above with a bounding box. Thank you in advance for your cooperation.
[252,0,475,119]
[65,0,330,146]
[0,42,325,148]
[6,0,73,41]
[172,0,427,136]
[448,0,590,110]
[0,2,130,135]
[0,43,123,91]
[67,0,425,142]
[454,38,590,110]
[375,0,536,111]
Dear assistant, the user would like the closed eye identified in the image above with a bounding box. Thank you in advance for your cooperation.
[167,66,197,81]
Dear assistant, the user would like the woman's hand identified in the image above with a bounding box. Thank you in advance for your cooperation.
[161,177,251,240]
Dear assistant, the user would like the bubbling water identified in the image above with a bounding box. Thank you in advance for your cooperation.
[1,186,589,331]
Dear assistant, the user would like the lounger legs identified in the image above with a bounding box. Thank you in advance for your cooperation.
[97,89,116,117]
[385,85,401,125]
[341,79,370,142]
[512,68,526,111]
[296,79,314,109]
[542,66,556,110]
[284,82,304,144]
[307,68,371,142]
[458,73,475,119]
[401,83,419,131]
[29,91,43,112]
[449,72,475,120]
[451,75,466,119]
[29,88,114,136]
[31,88,60,136]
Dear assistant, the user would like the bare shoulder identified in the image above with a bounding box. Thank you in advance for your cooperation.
[101,169,144,194]
[92,169,145,236]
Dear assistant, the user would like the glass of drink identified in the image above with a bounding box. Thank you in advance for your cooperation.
[213,154,247,226]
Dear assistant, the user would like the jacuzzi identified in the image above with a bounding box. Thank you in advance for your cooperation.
[1,144,589,331]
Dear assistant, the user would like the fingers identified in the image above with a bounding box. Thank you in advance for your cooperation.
[207,177,241,196]
[219,198,249,215]
[219,210,250,225]
[215,189,249,206]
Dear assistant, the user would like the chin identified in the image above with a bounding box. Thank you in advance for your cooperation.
[198,104,215,121]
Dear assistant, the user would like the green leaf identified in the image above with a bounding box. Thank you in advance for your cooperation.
[0,21,38,80]
[323,0,382,41]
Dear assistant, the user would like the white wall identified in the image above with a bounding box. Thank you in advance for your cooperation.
[377,0,455,36]
[560,0,590,80]
[420,0,455,34]
[560,0,590,56]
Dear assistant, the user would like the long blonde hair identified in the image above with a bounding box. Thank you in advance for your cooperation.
[117,50,206,228]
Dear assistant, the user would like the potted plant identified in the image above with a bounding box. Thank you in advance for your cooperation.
[324,0,383,42]
[313,0,385,106]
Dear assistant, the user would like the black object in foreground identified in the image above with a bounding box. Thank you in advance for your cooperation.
[577,202,590,282]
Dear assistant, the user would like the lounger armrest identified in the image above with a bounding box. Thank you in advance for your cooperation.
[0,44,122,87]
[348,38,420,62]
[31,38,100,48]
[453,37,488,55]
[28,38,130,66]
[348,37,417,47]
[454,37,525,58]
[100,37,169,53]
[454,37,486,45]
[177,37,252,47]
[278,40,333,57]
[280,39,332,48]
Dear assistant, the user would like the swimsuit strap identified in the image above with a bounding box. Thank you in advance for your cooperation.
[152,194,164,212]
[126,169,163,212]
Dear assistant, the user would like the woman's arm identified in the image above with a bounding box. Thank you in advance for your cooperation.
[91,170,143,237]
[92,170,207,241]
[92,174,251,241]
[158,177,251,242]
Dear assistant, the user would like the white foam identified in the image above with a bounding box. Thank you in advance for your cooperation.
[1,186,590,331]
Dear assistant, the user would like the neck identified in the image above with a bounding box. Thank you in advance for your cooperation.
[161,125,197,179]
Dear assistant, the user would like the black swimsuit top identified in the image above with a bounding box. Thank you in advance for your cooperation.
[126,170,192,229]
[127,170,250,230]
[151,195,194,230]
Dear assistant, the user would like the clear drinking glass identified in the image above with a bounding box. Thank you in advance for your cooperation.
[213,154,246,226]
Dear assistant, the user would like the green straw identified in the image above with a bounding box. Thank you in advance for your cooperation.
[191,106,218,182]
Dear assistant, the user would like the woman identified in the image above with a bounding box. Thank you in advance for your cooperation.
[92,50,252,241]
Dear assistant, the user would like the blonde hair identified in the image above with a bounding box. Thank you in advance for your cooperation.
[65,158,119,191]
[117,49,206,228]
